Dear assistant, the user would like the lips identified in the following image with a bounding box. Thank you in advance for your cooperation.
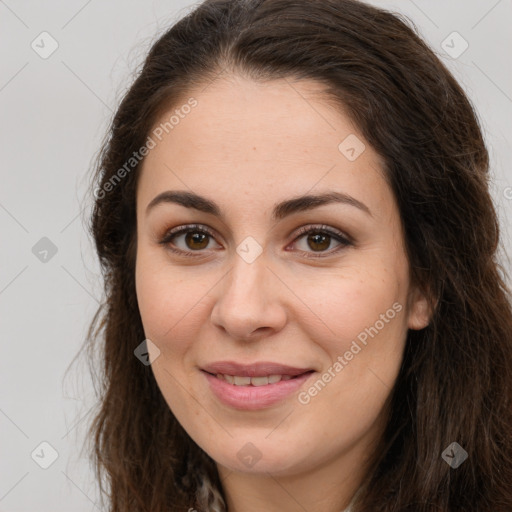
[200,361,316,409]
[202,367,315,410]
[201,360,313,378]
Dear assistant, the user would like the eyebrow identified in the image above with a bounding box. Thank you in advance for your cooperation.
[145,190,372,220]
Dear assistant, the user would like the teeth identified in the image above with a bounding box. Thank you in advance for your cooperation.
[223,374,235,384]
[215,373,296,386]
[251,376,270,386]
[233,376,251,386]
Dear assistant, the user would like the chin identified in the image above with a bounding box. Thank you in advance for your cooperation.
[210,443,310,476]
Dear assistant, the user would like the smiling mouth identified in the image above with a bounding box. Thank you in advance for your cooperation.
[203,370,315,386]
[202,368,316,410]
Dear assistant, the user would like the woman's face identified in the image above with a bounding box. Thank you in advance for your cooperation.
[135,75,429,481]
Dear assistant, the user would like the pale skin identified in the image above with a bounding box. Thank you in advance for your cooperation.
[135,74,431,512]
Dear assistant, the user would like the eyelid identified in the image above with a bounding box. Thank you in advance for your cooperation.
[292,223,353,245]
[158,223,220,248]
[158,222,353,257]
[288,224,353,258]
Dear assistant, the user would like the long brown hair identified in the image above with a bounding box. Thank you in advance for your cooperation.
[82,0,512,510]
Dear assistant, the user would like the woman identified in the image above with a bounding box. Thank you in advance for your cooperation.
[84,0,512,510]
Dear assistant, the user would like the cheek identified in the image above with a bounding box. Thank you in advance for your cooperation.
[298,261,407,352]
[293,268,407,438]
[135,247,184,343]
[135,248,217,358]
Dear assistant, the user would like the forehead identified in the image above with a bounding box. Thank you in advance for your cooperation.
[137,75,391,219]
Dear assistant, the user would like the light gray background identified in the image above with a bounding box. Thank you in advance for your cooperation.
[1,1,511,511]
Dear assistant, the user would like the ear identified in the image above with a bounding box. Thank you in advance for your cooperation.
[406,284,435,330]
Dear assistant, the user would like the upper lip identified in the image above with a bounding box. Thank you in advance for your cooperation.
[201,361,314,378]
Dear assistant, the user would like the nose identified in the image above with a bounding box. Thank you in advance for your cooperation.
[210,249,287,341]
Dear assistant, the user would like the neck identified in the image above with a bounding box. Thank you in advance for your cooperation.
[216,445,369,512]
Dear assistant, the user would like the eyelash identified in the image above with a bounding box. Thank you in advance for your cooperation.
[158,223,353,259]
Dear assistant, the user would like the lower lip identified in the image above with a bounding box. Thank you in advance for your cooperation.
[202,370,315,410]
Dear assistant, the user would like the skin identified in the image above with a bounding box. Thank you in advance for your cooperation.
[135,74,430,512]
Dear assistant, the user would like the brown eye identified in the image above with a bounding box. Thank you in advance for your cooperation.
[159,224,221,255]
[291,225,353,258]
[306,232,332,252]
[184,231,210,250]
